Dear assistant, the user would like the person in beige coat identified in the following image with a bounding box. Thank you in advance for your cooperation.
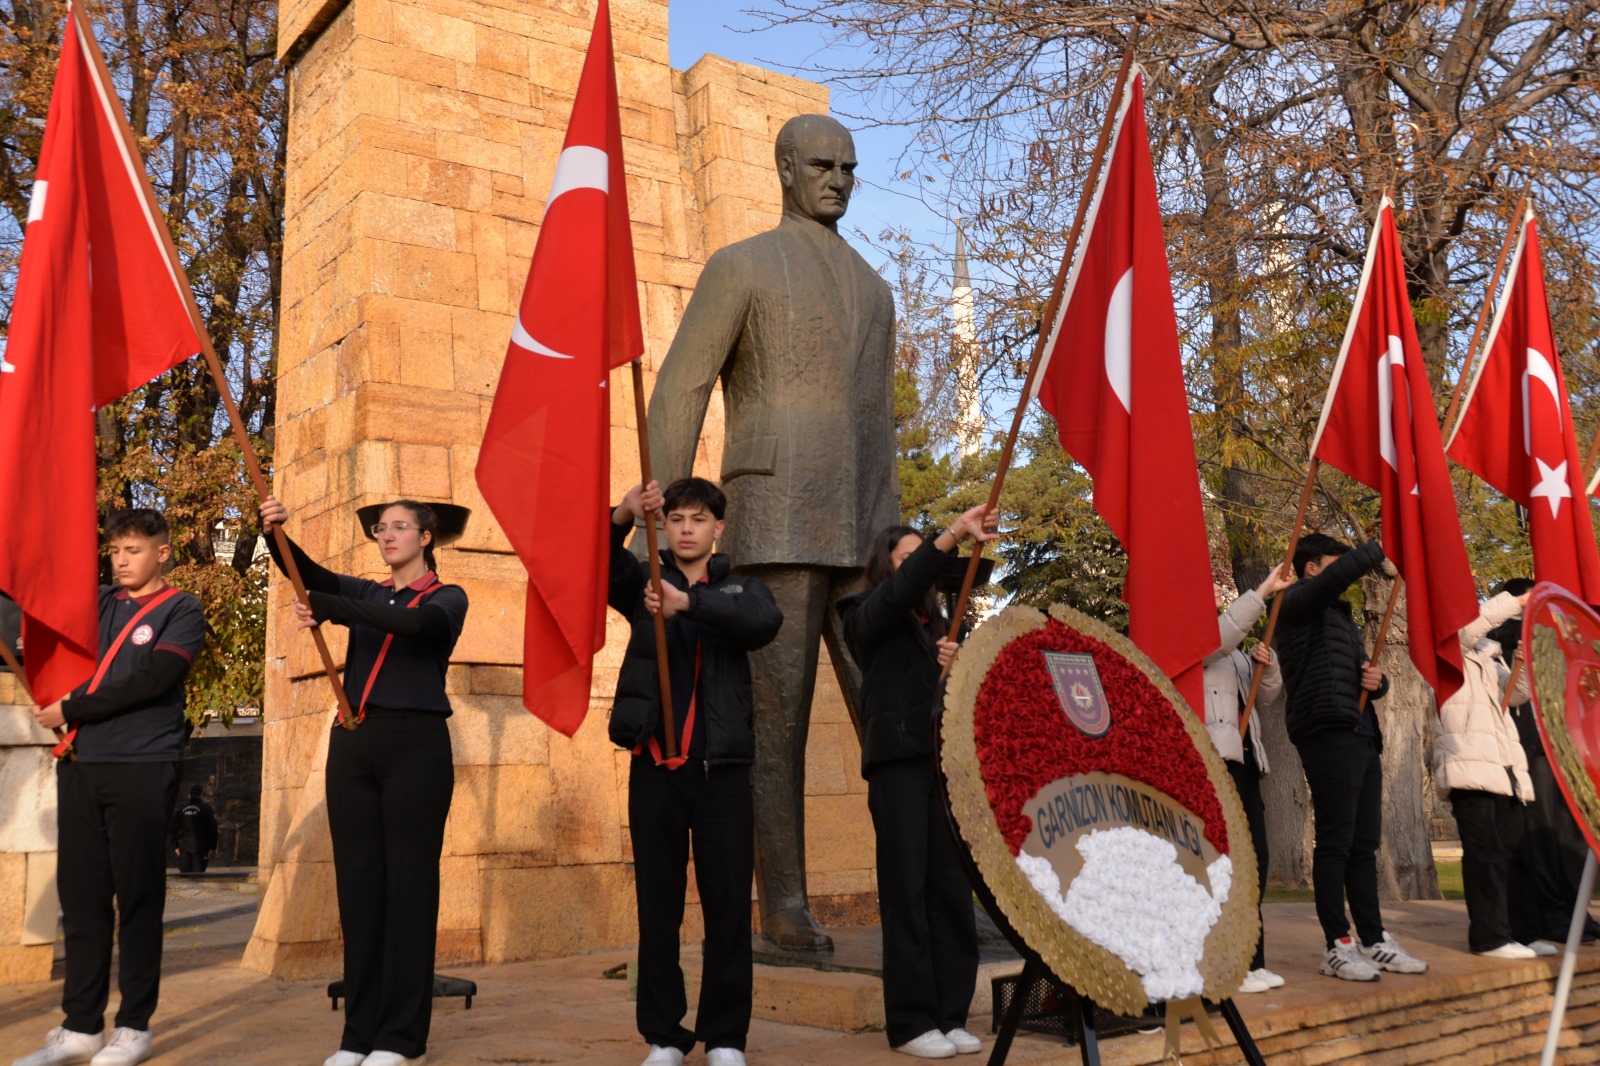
[1203,564,1293,993]
[1432,589,1551,960]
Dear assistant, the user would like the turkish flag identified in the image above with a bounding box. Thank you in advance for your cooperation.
[1447,208,1600,604]
[1032,69,1214,716]
[0,6,203,705]
[1311,196,1477,703]
[475,0,642,736]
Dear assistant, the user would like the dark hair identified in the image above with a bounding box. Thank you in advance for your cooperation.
[104,508,169,543]
[662,477,726,521]
[1293,532,1352,578]
[1493,577,1535,598]
[189,785,203,797]
[863,524,944,625]
[382,500,440,573]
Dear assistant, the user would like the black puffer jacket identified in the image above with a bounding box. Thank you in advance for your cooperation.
[606,519,782,765]
[838,536,951,776]
[1274,541,1391,745]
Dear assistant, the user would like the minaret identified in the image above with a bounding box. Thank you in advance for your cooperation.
[952,224,984,458]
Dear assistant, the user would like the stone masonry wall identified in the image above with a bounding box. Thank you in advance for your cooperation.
[0,672,61,984]
[247,0,877,977]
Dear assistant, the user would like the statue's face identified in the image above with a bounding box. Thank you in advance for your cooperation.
[779,126,857,223]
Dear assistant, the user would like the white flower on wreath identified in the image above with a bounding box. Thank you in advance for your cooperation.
[1017,826,1232,1001]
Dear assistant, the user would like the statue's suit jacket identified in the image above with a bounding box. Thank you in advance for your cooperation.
[649,214,900,569]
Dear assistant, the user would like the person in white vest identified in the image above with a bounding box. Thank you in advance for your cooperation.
[1432,587,1555,961]
[1203,564,1293,994]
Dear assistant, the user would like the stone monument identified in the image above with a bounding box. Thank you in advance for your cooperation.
[248,0,879,977]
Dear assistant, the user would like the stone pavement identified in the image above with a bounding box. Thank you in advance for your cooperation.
[2,879,1598,1064]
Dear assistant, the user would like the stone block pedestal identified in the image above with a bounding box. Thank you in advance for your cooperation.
[0,673,61,984]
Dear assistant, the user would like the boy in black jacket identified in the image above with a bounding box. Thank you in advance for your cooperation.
[609,477,782,1066]
[1274,532,1426,983]
[17,509,205,1066]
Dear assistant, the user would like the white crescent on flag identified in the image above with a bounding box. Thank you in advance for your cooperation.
[1377,335,1403,472]
[510,145,611,358]
[1522,347,1562,455]
[1104,269,1133,413]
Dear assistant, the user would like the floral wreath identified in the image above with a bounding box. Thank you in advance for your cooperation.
[1525,585,1600,853]
[940,603,1258,1016]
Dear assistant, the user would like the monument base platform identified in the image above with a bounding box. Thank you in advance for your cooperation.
[688,931,1021,1032]
[688,901,1600,1062]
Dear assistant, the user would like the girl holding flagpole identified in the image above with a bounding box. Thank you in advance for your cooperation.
[839,503,997,1060]
[260,496,469,1066]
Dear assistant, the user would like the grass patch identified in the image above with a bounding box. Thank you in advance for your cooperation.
[1263,861,1466,904]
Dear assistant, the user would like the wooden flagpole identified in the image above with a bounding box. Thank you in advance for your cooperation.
[70,2,356,727]
[630,361,678,760]
[940,26,1142,661]
[1237,460,1319,737]
[1440,198,1524,438]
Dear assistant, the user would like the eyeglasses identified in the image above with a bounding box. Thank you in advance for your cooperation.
[369,522,418,536]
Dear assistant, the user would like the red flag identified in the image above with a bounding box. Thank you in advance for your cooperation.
[0,6,203,705]
[1311,196,1477,703]
[1032,68,1214,715]
[1447,208,1600,603]
[475,0,642,736]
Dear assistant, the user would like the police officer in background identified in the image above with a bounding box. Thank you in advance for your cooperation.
[170,785,218,874]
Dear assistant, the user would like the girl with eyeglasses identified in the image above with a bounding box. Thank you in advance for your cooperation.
[259,495,470,1066]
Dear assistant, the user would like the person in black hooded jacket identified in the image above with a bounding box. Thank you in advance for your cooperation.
[1273,532,1428,984]
[838,502,995,1060]
[607,477,782,1066]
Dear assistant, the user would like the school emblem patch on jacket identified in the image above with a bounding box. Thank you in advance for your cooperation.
[131,624,154,646]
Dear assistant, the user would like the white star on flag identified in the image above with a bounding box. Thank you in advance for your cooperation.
[1530,457,1572,518]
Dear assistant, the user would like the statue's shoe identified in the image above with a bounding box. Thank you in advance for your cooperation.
[762,907,833,950]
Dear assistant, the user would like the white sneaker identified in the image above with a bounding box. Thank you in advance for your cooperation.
[1320,937,1381,982]
[707,1051,747,1066]
[641,1048,685,1066]
[1477,942,1537,960]
[1526,941,1560,957]
[1237,970,1273,994]
[1252,967,1286,989]
[944,1028,982,1054]
[12,1028,104,1066]
[323,1054,366,1066]
[1360,931,1428,973]
[362,1054,424,1066]
[87,1029,150,1066]
[894,1030,957,1059]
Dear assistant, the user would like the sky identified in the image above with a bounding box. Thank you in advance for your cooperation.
[665,0,954,277]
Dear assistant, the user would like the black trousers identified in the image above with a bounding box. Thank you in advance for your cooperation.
[1511,749,1599,942]
[629,757,754,1054]
[325,712,453,1059]
[56,760,180,1035]
[176,850,208,874]
[1296,730,1384,948]
[867,757,978,1048]
[1227,748,1269,971]
[1452,788,1526,952]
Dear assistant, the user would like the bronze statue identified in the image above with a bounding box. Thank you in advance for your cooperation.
[647,114,899,949]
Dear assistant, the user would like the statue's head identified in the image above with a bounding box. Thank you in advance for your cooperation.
[775,114,856,227]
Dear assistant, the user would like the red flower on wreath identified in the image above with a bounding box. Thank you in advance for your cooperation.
[973,619,1228,857]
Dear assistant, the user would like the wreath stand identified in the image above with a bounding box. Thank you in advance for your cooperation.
[984,949,1265,1066]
